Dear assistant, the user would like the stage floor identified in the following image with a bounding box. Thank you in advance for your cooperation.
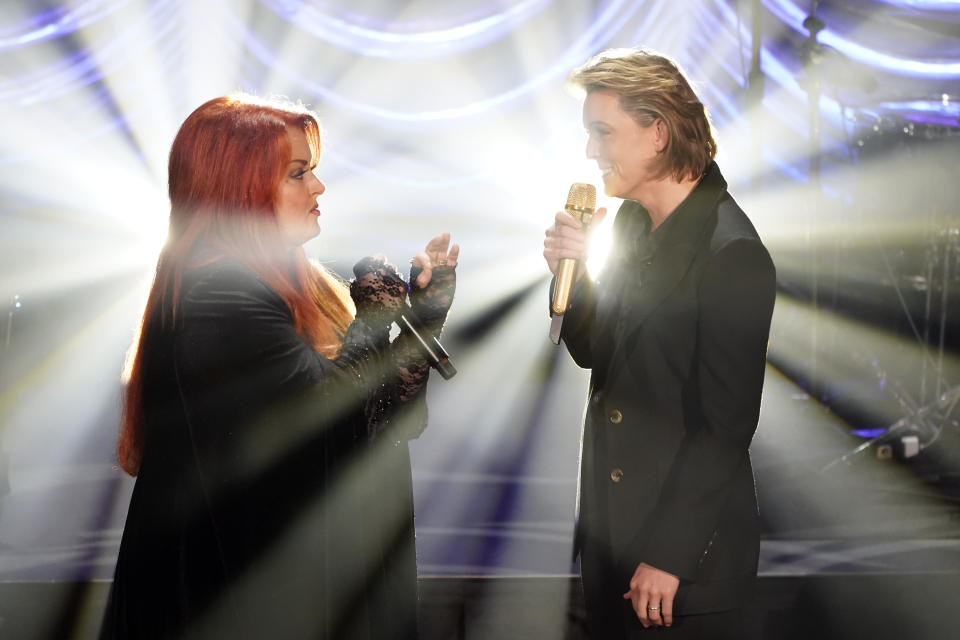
[1,569,958,640]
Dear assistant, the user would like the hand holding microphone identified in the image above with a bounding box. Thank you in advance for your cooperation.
[543,184,605,343]
[350,238,458,379]
[543,185,606,282]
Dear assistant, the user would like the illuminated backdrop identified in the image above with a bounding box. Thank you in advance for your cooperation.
[1,0,959,584]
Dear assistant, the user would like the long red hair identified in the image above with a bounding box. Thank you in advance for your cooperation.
[118,95,354,475]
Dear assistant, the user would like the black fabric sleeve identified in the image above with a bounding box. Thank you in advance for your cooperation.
[171,265,355,488]
[635,238,776,580]
[378,332,430,441]
[557,275,597,369]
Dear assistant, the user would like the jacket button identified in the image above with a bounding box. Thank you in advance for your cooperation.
[609,409,623,424]
[610,468,624,483]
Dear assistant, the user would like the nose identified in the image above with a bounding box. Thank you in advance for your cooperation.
[311,174,326,196]
[585,134,599,160]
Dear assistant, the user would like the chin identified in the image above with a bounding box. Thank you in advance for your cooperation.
[288,231,319,248]
[601,179,621,199]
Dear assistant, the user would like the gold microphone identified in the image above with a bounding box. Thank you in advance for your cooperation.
[551,183,597,316]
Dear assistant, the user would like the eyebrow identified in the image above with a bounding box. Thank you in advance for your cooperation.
[288,159,309,166]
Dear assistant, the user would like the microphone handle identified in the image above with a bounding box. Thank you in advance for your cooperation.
[551,207,594,315]
[551,258,578,315]
[397,306,457,380]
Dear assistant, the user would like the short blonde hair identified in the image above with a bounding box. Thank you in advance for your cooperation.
[569,49,716,182]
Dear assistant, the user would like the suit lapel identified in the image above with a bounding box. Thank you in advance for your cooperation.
[625,237,702,327]
[591,200,646,369]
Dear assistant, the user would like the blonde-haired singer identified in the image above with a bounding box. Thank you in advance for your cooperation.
[544,49,775,638]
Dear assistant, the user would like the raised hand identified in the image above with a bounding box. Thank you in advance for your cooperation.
[409,233,458,332]
[410,232,459,287]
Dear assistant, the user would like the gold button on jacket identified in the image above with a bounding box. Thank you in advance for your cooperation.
[608,409,623,424]
[610,468,624,483]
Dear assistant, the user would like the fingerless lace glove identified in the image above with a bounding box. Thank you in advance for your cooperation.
[408,265,456,334]
[337,257,458,443]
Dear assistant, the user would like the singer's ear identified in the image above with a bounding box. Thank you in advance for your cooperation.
[653,118,668,153]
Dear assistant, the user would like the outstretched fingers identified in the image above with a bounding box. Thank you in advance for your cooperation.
[414,234,459,288]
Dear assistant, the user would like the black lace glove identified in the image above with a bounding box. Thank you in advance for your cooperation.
[332,257,403,438]
[349,256,407,334]
[408,265,456,334]
[338,257,455,443]
[374,263,456,442]
[336,256,417,442]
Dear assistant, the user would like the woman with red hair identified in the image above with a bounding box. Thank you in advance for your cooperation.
[100,95,458,640]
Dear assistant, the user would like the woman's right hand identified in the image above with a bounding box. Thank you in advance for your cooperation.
[542,207,606,275]
[350,255,407,331]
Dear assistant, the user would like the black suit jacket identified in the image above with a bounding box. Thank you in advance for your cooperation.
[562,162,776,614]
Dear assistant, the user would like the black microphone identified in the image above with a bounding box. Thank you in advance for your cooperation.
[398,305,457,380]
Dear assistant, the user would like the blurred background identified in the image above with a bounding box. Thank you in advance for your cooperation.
[1,0,959,636]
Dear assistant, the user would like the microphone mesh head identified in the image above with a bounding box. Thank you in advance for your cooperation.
[566,183,596,211]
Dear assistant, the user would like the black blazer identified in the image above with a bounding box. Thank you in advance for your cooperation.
[562,162,776,614]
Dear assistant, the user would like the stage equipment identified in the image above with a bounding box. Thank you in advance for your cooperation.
[816,107,960,473]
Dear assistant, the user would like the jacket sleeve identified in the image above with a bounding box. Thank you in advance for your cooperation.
[558,275,598,369]
[636,238,776,580]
